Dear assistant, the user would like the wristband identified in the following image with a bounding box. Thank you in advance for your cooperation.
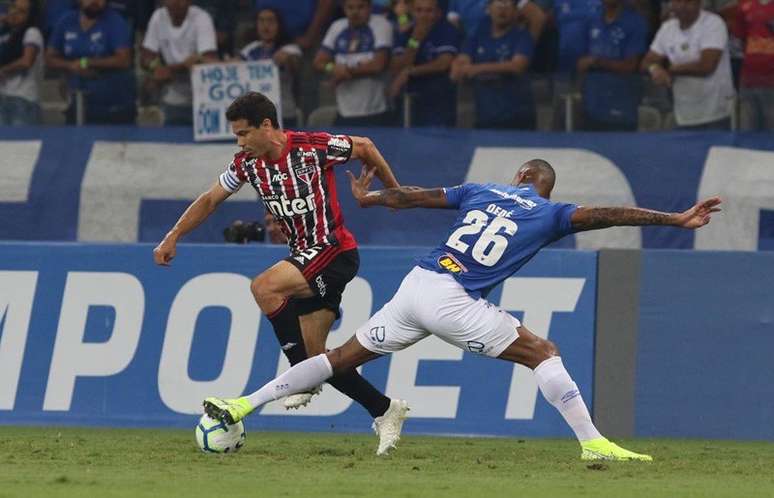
[648,63,660,75]
[324,61,334,73]
[148,58,161,71]
[79,57,89,69]
[407,37,420,49]
[397,13,410,26]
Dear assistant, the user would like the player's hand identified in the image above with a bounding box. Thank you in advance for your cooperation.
[346,165,376,207]
[153,238,177,266]
[672,197,722,229]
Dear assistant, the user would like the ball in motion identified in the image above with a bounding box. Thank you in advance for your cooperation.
[194,414,246,454]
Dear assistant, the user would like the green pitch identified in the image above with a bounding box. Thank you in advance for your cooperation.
[1,427,772,498]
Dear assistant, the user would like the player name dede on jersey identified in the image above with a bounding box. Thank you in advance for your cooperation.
[486,203,515,219]
[263,192,317,217]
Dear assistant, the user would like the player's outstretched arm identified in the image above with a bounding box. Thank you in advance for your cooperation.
[153,182,231,266]
[570,197,722,232]
[349,136,400,189]
[347,166,449,209]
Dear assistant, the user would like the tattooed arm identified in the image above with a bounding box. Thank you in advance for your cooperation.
[570,197,722,231]
[347,166,450,209]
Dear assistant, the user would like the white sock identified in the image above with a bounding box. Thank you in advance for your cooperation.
[533,356,602,442]
[245,353,333,409]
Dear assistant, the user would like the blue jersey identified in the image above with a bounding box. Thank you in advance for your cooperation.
[417,183,578,297]
[462,25,535,126]
[581,8,648,126]
[49,8,135,112]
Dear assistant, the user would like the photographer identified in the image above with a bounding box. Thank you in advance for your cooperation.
[223,213,289,245]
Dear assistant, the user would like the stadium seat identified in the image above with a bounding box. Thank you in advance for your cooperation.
[637,105,662,132]
[40,78,68,125]
[662,111,676,130]
[306,105,338,127]
[737,96,755,131]
[137,106,164,127]
[455,81,475,129]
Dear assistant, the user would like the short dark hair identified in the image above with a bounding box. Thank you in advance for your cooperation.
[520,158,556,191]
[225,92,279,128]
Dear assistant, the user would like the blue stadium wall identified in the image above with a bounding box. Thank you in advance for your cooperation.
[1,127,773,439]
[2,126,774,250]
[1,243,772,440]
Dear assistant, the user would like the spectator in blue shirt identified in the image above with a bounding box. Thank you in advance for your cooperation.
[555,0,601,74]
[451,0,536,129]
[576,0,647,130]
[390,0,461,126]
[254,0,337,51]
[240,8,302,127]
[45,0,136,124]
[43,0,150,39]
[43,0,76,38]
[447,0,489,34]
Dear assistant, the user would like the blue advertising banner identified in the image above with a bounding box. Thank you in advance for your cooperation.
[635,250,774,440]
[1,127,773,251]
[0,243,597,438]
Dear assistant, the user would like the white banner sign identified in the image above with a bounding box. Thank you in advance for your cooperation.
[191,61,282,142]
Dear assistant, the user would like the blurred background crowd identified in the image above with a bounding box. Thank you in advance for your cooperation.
[0,0,771,131]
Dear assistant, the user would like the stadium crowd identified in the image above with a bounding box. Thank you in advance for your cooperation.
[0,0,771,130]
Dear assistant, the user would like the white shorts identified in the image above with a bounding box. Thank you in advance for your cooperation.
[355,267,521,358]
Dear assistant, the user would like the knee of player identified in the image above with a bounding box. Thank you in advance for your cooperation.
[251,274,277,303]
[326,347,347,374]
[303,342,326,356]
[541,339,559,357]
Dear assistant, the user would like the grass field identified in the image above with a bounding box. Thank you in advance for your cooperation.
[1,427,772,498]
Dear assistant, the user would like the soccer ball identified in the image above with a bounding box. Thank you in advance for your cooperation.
[194,414,246,454]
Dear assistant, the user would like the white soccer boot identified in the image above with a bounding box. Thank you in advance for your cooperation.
[372,399,410,456]
[283,384,323,410]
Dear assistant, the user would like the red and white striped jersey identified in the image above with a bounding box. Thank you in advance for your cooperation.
[219,131,358,254]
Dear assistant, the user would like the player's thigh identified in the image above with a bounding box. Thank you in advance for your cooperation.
[434,306,521,358]
[355,300,429,355]
[298,308,337,355]
[251,260,315,301]
[292,248,359,321]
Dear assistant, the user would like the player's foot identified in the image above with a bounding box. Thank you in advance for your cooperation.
[203,397,253,425]
[284,385,323,410]
[580,437,653,462]
[372,399,410,456]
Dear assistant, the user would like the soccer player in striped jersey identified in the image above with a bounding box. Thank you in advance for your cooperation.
[205,159,721,459]
[153,92,407,455]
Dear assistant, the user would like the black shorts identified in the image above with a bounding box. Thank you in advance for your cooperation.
[285,246,359,319]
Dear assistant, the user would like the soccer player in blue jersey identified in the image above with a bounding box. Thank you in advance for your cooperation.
[205,159,722,459]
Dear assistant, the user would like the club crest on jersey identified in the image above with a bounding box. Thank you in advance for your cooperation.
[293,151,318,185]
[438,254,467,274]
